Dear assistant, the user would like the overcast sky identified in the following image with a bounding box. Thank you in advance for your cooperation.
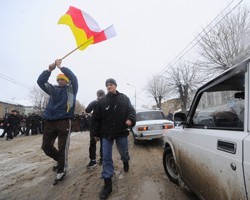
[0,0,246,108]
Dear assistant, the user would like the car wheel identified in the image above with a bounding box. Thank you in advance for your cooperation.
[132,130,140,145]
[163,147,179,185]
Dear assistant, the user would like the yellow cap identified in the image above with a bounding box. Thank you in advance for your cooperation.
[57,74,69,83]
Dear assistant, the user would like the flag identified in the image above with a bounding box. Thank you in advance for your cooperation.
[58,6,117,51]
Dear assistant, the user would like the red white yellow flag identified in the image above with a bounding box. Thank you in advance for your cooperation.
[58,6,116,51]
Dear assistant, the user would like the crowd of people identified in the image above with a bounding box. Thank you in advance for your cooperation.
[0,110,43,140]
[0,111,93,140]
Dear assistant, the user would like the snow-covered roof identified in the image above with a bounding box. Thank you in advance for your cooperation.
[0,98,32,107]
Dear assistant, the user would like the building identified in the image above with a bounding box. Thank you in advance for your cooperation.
[161,98,182,116]
[0,100,26,118]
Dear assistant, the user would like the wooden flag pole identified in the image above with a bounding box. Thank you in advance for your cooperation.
[60,37,94,60]
[60,45,81,60]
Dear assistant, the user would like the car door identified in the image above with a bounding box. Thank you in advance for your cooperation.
[243,135,250,198]
[172,128,248,200]
[243,65,250,198]
[172,65,248,199]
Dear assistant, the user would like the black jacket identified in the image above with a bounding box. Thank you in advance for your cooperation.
[85,100,98,114]
[85,100,98,132]
[92,91,136,139]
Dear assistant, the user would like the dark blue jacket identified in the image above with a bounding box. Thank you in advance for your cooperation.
[37,67,78,120]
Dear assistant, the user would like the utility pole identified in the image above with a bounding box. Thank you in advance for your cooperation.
[127,83,136,111]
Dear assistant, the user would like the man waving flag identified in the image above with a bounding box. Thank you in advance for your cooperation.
[58,6,116,51]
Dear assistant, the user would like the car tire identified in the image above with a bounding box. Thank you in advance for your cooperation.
[163,147,179,185]
[132,130,140,145]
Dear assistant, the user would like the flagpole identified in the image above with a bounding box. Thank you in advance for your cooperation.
[60,37,93,60]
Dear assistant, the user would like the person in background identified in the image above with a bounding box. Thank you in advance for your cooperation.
[85,89,105,169]
[0,114,10,139]
[6,110,20,140]
[79,112,87,132]
[31,113,41,135]
[92,78,136,199]
[25,113,32,136]
[18,114,25,135]
[37,59,78,185]
[166,110,174,121]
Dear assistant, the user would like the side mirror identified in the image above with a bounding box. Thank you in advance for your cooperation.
[234,92,244,99]
[174,112,187,123]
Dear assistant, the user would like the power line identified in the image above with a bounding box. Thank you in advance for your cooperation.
[157,0,243,76]
[0,73,32,90]
[139,0,243,106]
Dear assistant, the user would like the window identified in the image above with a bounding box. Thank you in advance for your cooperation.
[192,72,245,131]
[4,107,9,115]
[136,111,165,121]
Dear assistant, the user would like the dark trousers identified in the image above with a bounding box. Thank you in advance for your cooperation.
[25,124,31,136]
[0,127,9,137]
[89,132,102,160]
[18,126,24,135]
[7,126,18,139]
[42,119,71,173]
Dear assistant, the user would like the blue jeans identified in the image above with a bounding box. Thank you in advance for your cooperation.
[102,136,130,179]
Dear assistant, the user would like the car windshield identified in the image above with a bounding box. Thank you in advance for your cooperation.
[136,111,165,121]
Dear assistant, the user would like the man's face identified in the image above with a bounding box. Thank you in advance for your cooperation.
[106,83,116,93]
[57,79,67,87]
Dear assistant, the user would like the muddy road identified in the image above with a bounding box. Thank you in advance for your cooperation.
[0,131,197,200]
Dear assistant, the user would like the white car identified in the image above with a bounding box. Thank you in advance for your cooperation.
[163,58,250,200]
[132,110,174,144]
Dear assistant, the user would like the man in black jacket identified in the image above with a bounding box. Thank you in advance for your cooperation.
[7,110,20,140]
[93,78,136,199]
[85,89,105,168]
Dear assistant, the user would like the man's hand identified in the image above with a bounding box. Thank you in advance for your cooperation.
[94,137,100,142]
[55,59,62,69]
[126,119,132,126]
[48,62,56,72]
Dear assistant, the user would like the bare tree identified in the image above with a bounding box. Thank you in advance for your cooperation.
[30,86,85,114]
[198,6,250,73]
[29,86,49,113]
[145,75,170,109]
[165,61,205,112]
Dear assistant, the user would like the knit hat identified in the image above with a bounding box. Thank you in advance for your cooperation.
[105,78,117,86]
[57,74,69,83]
[97,89,105,98]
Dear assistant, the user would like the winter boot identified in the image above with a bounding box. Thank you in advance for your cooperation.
[123,161,129,172]
[87,160,97,169]
[53,171,66,185]
[100,178,112,199]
